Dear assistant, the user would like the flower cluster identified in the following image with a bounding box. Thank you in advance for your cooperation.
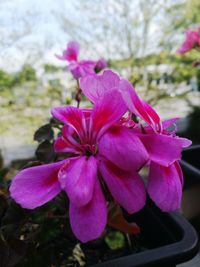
[10,42,191,243]
[177,27,200,54]
[55,41,107,79]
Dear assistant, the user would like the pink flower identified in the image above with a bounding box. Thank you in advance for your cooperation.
[80,70,162,132]
[119,80,191,211]
[116,75,191,211]
[56,41,107,79]
[134,116,191,211]
[80,69,121,102]
[9,90,149,243]
[177,28,200,54]
[80,70,192,211]
[56,41,80,62]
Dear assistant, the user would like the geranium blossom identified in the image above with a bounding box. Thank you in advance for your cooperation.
[80,70,192,211]
[177,28,200,54]
[56,41,106,79]
[111,77,191,211]
[10,90,149,243]
[134,118,191,211]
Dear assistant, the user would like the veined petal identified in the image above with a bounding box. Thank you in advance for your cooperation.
[54,137,80,154]
[69,179,107,243]
[99,126,148,171]
[91,90,127,140]
[99,160,146,214]
[138,133,191,166]
[80,70,120,103]
[51,106,85,138]
[9,160,65,209]
[119,79,161,130]
[142,101,161,131]
[58,156,97,207]
[54,125,82,154]
[147,162,183,211]
[56,41,79,61]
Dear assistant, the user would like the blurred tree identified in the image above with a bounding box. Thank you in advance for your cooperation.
[44,64,62,73]
[0,70,13,91]
[161,0,200,51]
[12,64,37,86]
[59,0,170,62]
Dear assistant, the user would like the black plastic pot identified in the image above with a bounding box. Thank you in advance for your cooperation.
[180,145,200,188]
[91,200,198,267]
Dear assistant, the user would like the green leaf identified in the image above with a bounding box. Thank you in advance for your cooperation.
[34,124,54,142]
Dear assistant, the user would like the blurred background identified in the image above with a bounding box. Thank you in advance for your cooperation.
[0,0,200,168]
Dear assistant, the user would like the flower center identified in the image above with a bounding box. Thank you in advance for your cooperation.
[82,143,98,156]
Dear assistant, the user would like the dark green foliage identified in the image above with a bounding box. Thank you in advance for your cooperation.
[35,140,55,163]
[34,124,54,142]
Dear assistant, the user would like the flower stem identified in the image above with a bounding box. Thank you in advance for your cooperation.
[75,79,82,108]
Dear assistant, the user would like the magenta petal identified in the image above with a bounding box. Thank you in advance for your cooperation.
[58,156,97,207]
[54,125,82,154]
[119,79,153,124]
[99,160,146,214]
[54,137,79,154]
[174,161,184,186]
[99,126,148,171]
[91,90,127,140]
[138,133,191,166]
[119,79,161,130]
[80,70,120,103]
[147,162,183,211]
[177,41,192,54]
[9,161,65,209]
[69,179,107,243]
[69,60,96,79]
[51,106,84,137]
[162,118,179,130]
[65,41,80,61]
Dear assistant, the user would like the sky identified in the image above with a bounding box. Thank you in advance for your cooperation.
[0,0,176,72]
[0,0,72,71]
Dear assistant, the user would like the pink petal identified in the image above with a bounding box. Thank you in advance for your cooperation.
[54,137,79,154]
[119,79,161,130]
[174,161,184,186]
[65,41,80,61]
[69,179,107,243]
[51,106,85,137]
[99,160,146,214]
[54,125,82,154]
[55,54,67,60]
[68,60,96,79]
[58,156,97,207]
[142,101,161,131]
[99,126,148,172]
[147,162,183,211]
[80,70,120,103]
[162,118,179,129]
[177,41,193,54]
[91,90,127,140]
[138,133,191,166]
[9,161,65,209]
[177,29,199,54]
